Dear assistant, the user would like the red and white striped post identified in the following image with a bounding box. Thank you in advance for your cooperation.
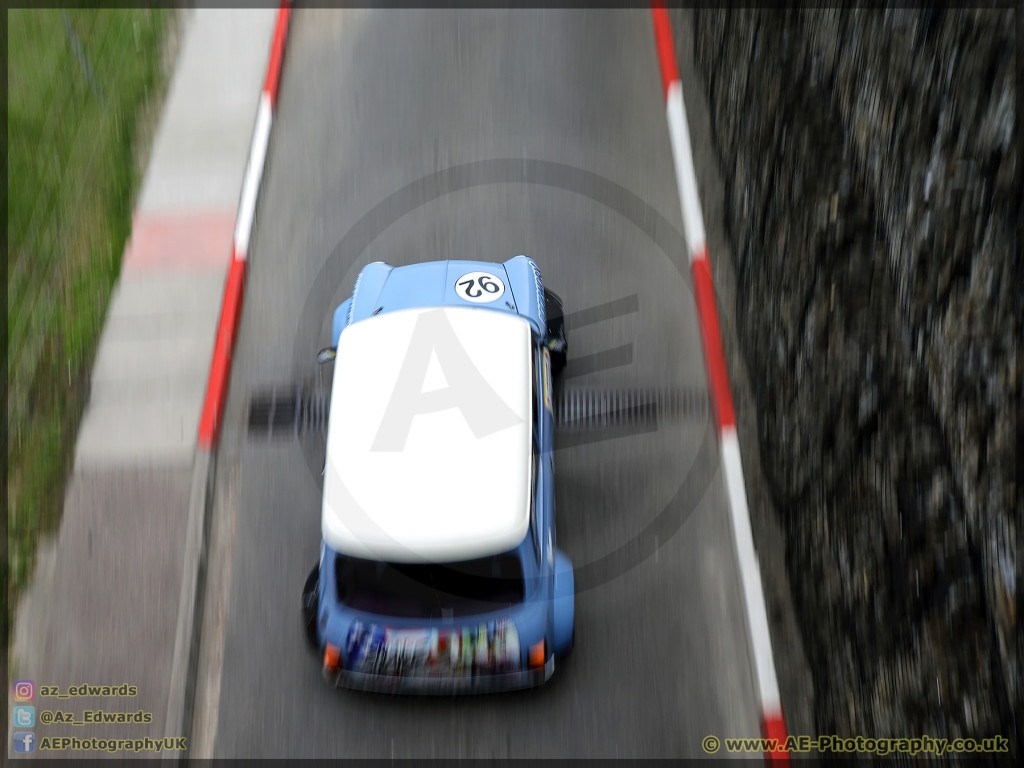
[198,1,292,449]
[650,6,789,763]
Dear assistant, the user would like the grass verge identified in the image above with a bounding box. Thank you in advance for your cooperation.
[7,9,174,624]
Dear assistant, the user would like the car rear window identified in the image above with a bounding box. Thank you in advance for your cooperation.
[335,552,525,619]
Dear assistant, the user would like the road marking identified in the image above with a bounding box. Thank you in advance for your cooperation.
[665,81,706,257]
[233,93,273,261]
[721,427,781,713]
[122,211,235,272]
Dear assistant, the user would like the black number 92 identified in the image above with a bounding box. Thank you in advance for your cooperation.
[458,275,500,298]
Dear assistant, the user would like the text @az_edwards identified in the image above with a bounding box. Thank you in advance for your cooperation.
[38,683,137,698]
[701,733,1010,757]
[36,736,186,754]
[39,709,152,725]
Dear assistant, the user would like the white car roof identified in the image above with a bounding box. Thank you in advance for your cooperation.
[322,306,534,563]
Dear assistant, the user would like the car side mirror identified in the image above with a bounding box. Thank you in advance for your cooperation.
[316,347,337,364]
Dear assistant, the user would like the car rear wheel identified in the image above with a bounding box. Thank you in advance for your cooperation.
[543,288,567,374]
[301,565,320,650]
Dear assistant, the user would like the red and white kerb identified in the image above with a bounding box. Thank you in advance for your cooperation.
[198,2,292,448]
[650,6,790,763]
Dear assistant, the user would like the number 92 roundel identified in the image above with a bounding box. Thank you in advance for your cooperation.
[455,271,505,303]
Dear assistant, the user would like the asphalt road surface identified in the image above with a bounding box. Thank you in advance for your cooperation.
[197,8,761,759]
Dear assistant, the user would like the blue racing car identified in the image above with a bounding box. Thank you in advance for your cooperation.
[302,256,574,693]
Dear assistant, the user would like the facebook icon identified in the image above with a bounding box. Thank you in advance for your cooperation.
[13,731,35,753]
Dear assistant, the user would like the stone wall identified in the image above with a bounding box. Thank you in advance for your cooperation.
[683,8,1019,748]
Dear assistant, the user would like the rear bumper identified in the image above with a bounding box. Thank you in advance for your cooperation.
[327,654,554,695]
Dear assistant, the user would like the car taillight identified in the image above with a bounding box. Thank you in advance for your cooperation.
[528,639,546,669]
[324,643,341,673]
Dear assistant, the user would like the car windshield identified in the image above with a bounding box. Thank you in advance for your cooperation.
[335,552,525,619]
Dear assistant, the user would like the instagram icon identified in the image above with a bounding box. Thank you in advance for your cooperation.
[12,681,34,702]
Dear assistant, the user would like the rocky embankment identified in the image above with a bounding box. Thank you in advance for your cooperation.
[685,8,1020,749]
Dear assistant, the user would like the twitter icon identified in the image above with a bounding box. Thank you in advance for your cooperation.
[13,705,35,729]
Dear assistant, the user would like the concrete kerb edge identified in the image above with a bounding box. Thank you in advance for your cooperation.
[163,447,215,758]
